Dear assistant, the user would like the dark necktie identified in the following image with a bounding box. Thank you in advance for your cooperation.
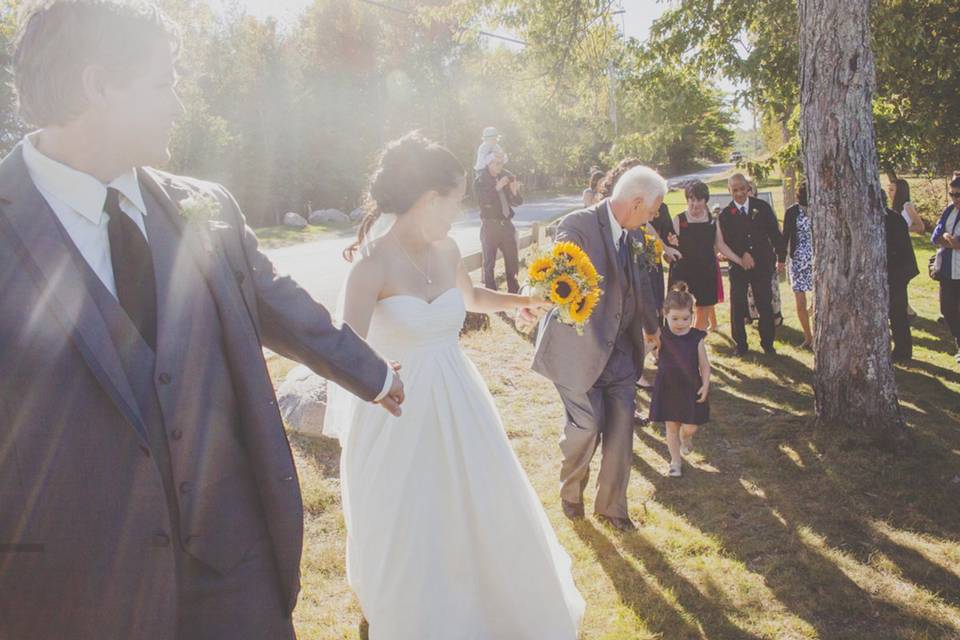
[106,187,157,350]
[617,230,629,271]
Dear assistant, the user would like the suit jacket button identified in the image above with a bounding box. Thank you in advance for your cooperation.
[158,373,172,385]
[179,481,191,494]
[171,429,183,441]
[233,269,245,285]
[153,532,170,547]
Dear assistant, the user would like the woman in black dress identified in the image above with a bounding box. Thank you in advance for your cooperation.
[669,180,743,330]
[649,283,712,478]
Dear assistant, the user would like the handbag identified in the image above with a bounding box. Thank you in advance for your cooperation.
[930,251,943,281]
[931,205,959,281]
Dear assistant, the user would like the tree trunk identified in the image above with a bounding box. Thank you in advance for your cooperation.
[798,0,909,447]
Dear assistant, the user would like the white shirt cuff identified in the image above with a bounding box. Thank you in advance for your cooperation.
[373,368,394,402]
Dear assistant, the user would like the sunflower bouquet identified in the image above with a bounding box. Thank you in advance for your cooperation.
[527,241,604,334]
[632,228,664,270]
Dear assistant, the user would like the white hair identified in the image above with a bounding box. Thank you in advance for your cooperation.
[611,165,668,204]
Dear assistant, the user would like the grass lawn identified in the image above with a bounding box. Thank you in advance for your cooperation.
[269,187,960,639]
[254,222,354,250]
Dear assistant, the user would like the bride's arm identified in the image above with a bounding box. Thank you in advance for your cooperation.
[341,256,386,339]
[445,240,549,315]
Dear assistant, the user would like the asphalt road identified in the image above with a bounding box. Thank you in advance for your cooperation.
[263,164,734,308]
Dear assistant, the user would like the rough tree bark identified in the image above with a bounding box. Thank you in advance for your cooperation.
[798,0,909,447]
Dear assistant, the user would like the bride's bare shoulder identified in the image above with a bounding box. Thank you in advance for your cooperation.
[345,244,390,292]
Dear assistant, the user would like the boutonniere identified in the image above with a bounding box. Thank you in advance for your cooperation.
[178,192,222,252]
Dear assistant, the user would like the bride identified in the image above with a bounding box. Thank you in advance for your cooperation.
[326,132,585,639]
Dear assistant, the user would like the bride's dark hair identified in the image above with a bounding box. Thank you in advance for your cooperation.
[344,131,464,262]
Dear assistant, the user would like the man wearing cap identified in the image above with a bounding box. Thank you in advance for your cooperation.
[475,150,522,293]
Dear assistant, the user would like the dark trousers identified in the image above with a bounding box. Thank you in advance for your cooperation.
[480,219,519,293]
[176,535,295,640]
[729,266,775,351]
[555,345,637,519]
[940,278,960,348]
[889,278,912,359]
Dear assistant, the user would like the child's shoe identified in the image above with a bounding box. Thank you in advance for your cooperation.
[668,462,682,477]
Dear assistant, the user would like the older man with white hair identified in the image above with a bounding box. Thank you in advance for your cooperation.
[528,164,664,531]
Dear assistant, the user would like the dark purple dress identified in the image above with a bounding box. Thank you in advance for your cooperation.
[649,327,710,425]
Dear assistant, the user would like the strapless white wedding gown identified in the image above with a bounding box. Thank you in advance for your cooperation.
[333,288,584,639]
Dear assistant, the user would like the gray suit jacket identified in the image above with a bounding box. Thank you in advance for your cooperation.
[0,143,389,637]
[532,201,659,393]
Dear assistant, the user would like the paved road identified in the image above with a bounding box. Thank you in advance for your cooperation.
[264,164,733,308]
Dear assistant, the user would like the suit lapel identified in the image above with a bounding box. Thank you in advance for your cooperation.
[0,145,149,445]
[595,201,622,290]
[138,169,261,342]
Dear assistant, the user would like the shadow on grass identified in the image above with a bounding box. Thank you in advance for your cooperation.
[627,346,960,638]
[573,518,765,640]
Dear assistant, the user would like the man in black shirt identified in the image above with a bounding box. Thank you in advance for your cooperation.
[718,174,786,355]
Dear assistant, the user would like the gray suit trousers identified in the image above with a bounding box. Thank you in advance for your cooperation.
[555,345,637,519]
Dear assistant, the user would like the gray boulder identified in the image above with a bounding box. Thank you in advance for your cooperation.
[277,364,327,438]
[283,212,308,229]
[309,208,350,225]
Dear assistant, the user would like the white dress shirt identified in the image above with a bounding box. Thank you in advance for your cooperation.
[22,133,395,401]
[21,132,148,299]
[607,204,626,248]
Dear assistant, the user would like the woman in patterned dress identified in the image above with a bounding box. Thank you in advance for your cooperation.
[783,183,814,348]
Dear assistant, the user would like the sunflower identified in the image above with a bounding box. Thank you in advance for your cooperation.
[552,241,587,265]
[652,238,664,264]
[550,274,580,305]
[574,254,600,287]
[569,289,601,324]
[528,256,555,282]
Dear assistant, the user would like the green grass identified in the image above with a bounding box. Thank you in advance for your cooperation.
[254,222,353,249]
[268,190,960,639]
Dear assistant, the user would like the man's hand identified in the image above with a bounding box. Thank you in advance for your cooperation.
[496,176,510,190]
[663,246,682,262]
[517,296,551,333]
[741,252,756,270]
[376,362,405,417]
[696,382,710,403]
[644,329,661,352]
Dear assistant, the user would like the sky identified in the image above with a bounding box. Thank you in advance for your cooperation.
[220,0,750,127]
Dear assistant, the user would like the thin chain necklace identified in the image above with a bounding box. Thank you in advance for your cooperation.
[394,236,433,285]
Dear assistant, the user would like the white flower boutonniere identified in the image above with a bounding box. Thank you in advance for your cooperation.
[178,192,222,252]
[179,192,220,225]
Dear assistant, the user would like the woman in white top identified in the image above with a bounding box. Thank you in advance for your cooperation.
[887,178,925,234]
[582,169,605,207]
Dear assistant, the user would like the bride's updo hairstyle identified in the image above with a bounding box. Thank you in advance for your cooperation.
[344,131,464,261]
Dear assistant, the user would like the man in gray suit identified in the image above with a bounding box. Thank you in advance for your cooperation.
[530,165,665,532]
[0,2,403,638]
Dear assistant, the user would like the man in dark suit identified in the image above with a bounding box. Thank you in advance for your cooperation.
[884,194,920,361]
[0,3,403,638]
[718,173,786,355]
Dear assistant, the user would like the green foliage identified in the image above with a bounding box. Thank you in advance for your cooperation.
[0,1,25,154]
[646,0,960,177]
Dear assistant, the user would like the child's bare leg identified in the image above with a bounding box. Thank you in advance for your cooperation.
[665,422,683,466]
[680,424,699,451]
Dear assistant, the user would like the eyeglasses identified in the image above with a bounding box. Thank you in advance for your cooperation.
[950,192,960,199]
